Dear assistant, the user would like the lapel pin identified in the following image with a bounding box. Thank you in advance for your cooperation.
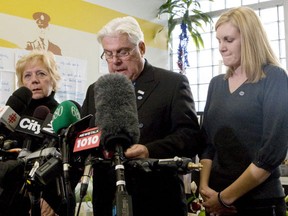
[137,90,145,95]
[239,91,245,96]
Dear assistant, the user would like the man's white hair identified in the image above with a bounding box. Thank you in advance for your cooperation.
[97,16,144,45]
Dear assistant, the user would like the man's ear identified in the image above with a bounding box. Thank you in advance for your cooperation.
[139,41,146,56]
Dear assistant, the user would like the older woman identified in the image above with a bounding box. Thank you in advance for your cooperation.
[16,49,60,116]
[0,50,64,216]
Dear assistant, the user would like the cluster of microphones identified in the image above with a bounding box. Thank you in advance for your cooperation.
[0,74,203,215]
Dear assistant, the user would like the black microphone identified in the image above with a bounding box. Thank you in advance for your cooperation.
[31,105,58,148]
[16,105,51,209]
[16,106,50,158]
[6,86,33,114]
[125,156,203,174]
[0,86,32,132]
[15,105,49,139]
[33,105,51,121]
[94,73,139,216]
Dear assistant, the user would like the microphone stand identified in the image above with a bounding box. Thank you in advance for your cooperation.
[22,149,43,216]
[59,115,93,216]
[59,132,74,216]
[25,161,41,216]
[125,157,203,174]
[113,144,133,216]
[29,187,41,216]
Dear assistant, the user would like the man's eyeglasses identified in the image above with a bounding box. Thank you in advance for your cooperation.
[100,47,137,62]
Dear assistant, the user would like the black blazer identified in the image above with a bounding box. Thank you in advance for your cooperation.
[81,60,203,159]
[81,60,204,216]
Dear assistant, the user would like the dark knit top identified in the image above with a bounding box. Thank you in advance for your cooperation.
[20,91,59,116]
[200,64,288,205]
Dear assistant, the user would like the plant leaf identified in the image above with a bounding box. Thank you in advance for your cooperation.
[157,0,213,49]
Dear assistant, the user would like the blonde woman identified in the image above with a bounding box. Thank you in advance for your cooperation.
[0,50,63,216]
[199,7,288,216]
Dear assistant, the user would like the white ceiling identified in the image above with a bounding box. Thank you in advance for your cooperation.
[83,0,167,24]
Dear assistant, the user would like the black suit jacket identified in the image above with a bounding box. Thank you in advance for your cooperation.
[82,61,202,157]
[81,60,204,216]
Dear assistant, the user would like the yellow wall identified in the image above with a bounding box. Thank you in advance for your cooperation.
[0,0,169,104]
[0,0,167,49]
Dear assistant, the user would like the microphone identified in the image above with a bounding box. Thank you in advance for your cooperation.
[33,105,51,121]
[52,100,91,176]
[41,113,57,137]
[0,106,21,132]
[73,127,102,199]
[79,154,93,200]
[94,73,139,216]
[33,106,59,150]
[73,127,101,153]
[15,106,50,157]
[51,100,82,179]
[15,108,48,138]
[157,157,203,171]
[125,156,203,174]
[51,100,90,215]
[0,86,32,132]
[39,111,62,149]
[94,73,140,151]
[6,86,33,114]
[52,100,81,135]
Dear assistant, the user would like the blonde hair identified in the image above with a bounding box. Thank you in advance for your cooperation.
[16,49,61,91]
[216,6,282,82]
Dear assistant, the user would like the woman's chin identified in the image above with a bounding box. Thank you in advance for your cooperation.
[32,93,45,100]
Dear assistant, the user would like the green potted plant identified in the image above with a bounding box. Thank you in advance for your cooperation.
[157,0,213,73]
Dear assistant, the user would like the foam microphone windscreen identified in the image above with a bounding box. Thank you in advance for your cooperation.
[94,73,140,151]
[6,86,32,114]
[33,105,51,120]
